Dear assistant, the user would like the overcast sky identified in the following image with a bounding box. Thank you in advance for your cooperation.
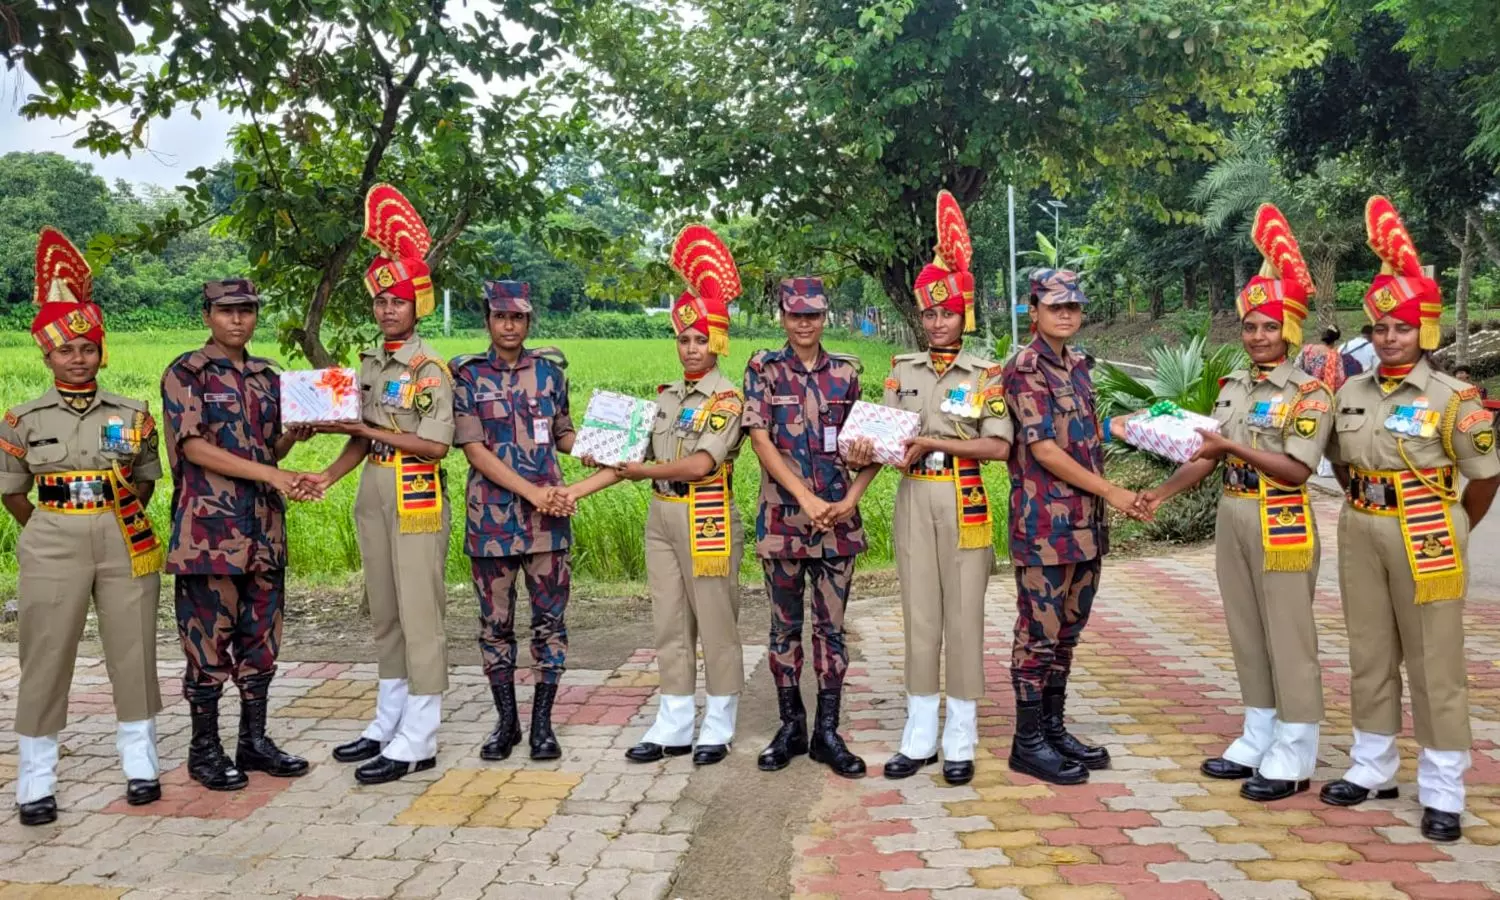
[1,71,241,189]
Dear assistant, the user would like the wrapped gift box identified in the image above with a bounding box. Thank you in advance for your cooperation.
[281,367,362,425]
[837,401,921,467]
[572,389,657,466]
[1123,402,1222,464]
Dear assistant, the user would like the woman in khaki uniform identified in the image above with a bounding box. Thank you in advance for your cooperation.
[320,185,453,785]
[848,193,1011,786]
[570,225,746,766]
[1320,197,1500,843]
[1142,205,1330,802]
[1,228,165,824]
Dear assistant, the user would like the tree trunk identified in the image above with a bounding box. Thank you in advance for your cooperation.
[1470,209,1500,270]
[1149,284,1165,320]
[877,258,924,349]
[1206,268,1224,315]
[1309,252,1337,331]
[1232,254,1247,298]
[1183,267,1198,310]
[1446,220,1477,365]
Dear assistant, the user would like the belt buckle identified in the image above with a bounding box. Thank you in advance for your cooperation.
[69,478,106,504]
[923,451,946,472]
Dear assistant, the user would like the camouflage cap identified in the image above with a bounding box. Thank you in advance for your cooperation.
[484,279,533,314]
[202,278,262,307]
[778,276,828,314]
[1029,268,1088,306]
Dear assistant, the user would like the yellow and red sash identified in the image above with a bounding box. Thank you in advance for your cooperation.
[688,468,732,577]
[34,466,163,577]
[1350,465,1463,603]
[396,453,443,534]
[1258,478,1314,572]
[904,456,992,549]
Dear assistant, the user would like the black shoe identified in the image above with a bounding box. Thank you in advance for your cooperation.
[693,744,729,765]
[1042,687,1110,770]
[758,686,809,772]
[625,742,692,763]
[187,700,249,792]
[1201,756,1256,780]
[481,682,522,761]
[333,737,382,764]
[808,689,866,779]
[1421,807,1462,842]
[354,755,436,785]
[1009,699,1088,786]
[529,683,562,760]
[235,693,310,778]
[1319,779,1400,807]
[1240,773,1310,802]
[126,778,161,806]
[882,752,938,779]
[943,761,974,785]
[18,796,57,826]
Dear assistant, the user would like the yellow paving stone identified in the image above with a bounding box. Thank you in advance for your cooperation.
[336,699,374,718]
[1113,724,1179,735]
[1026,885,1122,900]
[425,769,479,796]
[1260,841,1361,863]
[508,798,559,829]
[394,806,467,827]
[1208,825,1294,843]
[510,769,583,786]
[981,814,1076,830]
[467,799,522,827]
[1301,881,1410,900]
[1181,794,1259,812]
[1158,768,1210,783]
[1237,860,1338,882]
[946,800,1030,818]
[970,770,1024,787]
[807,821,835,839]
[1136,714,1203,724]
[1233,809,1323,827]
[973,756,1011,772]
[971,866,1061,888]
[1460,826,1500,845]
[798,857,836,876]
[465,769,515,794]
[1009,844,1102,866]
[960,830,1043,850]
[976,784,1055,800]
[498,780,573,800]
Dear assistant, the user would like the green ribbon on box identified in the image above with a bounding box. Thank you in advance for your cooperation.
[583,398,651,460]
[1147,400,1184,418]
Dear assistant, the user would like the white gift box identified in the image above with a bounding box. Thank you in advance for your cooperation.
[281,367,362,425]
[1123,406,1222,464]
[837,401,921,467]
[572,389,658,466]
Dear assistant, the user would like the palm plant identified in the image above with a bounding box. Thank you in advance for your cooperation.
[1021,232,1101,275]
[1094,332,1247,416]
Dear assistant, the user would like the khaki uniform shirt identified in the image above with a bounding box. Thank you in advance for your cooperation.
[648,367,745,492]
[357,336,456,453]
[1329,358,1500,480]
[1213,360,1334,473]
[881,350,1013,443]
[0,389,162,495]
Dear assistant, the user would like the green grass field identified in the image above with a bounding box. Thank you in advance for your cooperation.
[0,330,1013,592]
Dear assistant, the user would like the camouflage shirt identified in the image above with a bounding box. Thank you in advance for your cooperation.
[742,344,866,558]
[1003,335,1108,567]
[453,346,574,557]
[161,341,287,574]
[0,388,162,494]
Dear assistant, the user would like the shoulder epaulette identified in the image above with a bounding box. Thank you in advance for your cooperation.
[1013,347,1040,373]
[248,353,281,375]
[407,353,452,389]
[448,353,484,377]
[747,349,772,372]
[534,346,568,369]
[102,391,148,413]
[170,350,206,375]
[828,352,864,375]
[656,383,671,394]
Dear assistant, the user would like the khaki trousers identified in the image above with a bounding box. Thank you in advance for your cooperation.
[645,496,744,697]
[1337,503,1471,750]
[894,476,990,700]
[355,463,451,695]
[1215,496,1324,723]
[16,509,161,736]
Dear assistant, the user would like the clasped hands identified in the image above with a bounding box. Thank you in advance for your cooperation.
[1127,427,1231,520]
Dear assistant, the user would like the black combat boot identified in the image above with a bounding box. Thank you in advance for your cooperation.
[808,688,866,778]
[18,796,58,826]
[235,690,310,777]
[758,686,809,772]
[529,683,562,760]
[1041,687,1110,770]
[1009,699,1088,786]
[481,682,522,761]
[188,700,249,792]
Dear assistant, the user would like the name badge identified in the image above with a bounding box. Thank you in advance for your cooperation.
[896,389,920,398]
[204,392,237,403]
[769,395,799,406]
[823,425,838,453]
[534,418,551,445]
[473,391,504,402]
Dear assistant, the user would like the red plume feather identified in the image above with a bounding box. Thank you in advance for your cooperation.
[364,183,432,263]
[934,190,972,273]
[670,224,741,301]
[34,226,93,306]
[1250,204,1314,297]
[1365,195,1422,278]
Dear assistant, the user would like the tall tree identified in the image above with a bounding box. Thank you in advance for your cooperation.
[20,1,587,365]
[574,0,1322,337]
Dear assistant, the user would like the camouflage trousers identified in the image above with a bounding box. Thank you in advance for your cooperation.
[762,556,853,690]
[1011,560,1101,703]
[174,571,284,704]
[472,551,571,687]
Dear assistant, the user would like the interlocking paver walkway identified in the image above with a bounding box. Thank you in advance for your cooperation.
[790,494,1500,900]
[3,493,1499,898]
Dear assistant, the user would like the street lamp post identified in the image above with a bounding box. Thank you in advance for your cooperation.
[1036,199,1068,250]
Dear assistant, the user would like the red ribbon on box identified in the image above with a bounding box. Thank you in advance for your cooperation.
[315,368,357,401]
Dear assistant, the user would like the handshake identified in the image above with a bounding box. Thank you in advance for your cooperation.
[269,470,330,503]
